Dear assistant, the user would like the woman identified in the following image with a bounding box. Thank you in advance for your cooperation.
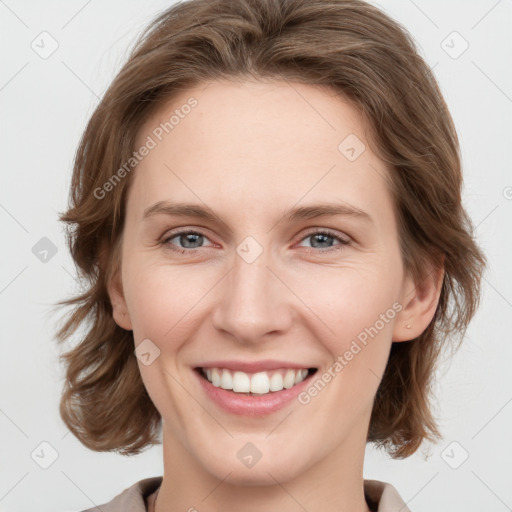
[56,0,486,510]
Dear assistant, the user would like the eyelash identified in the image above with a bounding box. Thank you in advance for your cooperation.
[160,228,351,255]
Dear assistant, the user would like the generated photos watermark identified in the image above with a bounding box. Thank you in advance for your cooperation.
[298,301,403,405]
[93,96,198,200]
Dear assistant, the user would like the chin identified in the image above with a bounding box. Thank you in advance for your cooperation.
[195,442,312,487]
[212,461,305,487]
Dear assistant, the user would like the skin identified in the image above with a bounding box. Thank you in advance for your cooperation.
[108,79,444,512]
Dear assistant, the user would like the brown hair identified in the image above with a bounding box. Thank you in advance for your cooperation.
[55,0,486,458]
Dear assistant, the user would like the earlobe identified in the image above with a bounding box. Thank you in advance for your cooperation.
[107,270,133,331]
[392,259,445,342]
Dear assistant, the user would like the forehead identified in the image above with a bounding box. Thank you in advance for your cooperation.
[136,79,366,160]
[128,79,394,228]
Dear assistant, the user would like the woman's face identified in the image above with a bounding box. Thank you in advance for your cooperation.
[110,79,419,485]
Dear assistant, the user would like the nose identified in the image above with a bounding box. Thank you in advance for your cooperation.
[211,247,293,344]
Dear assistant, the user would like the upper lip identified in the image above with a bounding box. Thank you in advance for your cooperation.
[195,360,316,373]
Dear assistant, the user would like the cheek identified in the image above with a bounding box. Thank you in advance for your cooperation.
[296,262,402,343]
[292,261,402,404]
[295,268,400,416]
[122,259,215,341]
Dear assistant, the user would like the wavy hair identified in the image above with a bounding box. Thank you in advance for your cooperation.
[55,0,486,458]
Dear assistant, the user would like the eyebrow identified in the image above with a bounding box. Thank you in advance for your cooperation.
[142,200,373,232]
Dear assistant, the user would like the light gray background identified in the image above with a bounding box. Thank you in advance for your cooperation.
[1,1,511,511]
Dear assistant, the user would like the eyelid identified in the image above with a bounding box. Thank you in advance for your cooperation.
[297,227,351,244]
[161,227,215,246]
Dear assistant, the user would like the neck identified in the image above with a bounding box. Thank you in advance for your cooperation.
[155,423,372,512]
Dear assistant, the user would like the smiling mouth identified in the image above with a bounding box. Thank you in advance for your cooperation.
[195,367,317,395]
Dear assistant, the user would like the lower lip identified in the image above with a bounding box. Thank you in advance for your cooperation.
[194,369,315,416]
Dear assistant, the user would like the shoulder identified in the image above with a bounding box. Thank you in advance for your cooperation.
[364,479,411,512]
[78,476,163,512]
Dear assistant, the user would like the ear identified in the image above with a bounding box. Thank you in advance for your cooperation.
[106,267,133,331]
[392,255,445,342]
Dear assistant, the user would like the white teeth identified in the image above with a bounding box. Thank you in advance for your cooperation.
[295,369,308,384]
[283,369,296,389]
[220,369,233,390]
[202,367,310,394]
[269,373,284,392]
[232,371,251,392]
[211,368,221,387]
[250,372,270,394]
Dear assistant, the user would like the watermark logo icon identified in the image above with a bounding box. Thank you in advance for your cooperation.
[237,442,262,468]
[338,134,366,162]
[441,31,469,59]
[31,31,59,59]
[441,441,469,469]
[135,338,161,366]
[236,236,263,264]
[32,237,58,263]
[31,441,59,469]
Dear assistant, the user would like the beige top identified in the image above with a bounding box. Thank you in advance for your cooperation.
[79,476,411,511]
